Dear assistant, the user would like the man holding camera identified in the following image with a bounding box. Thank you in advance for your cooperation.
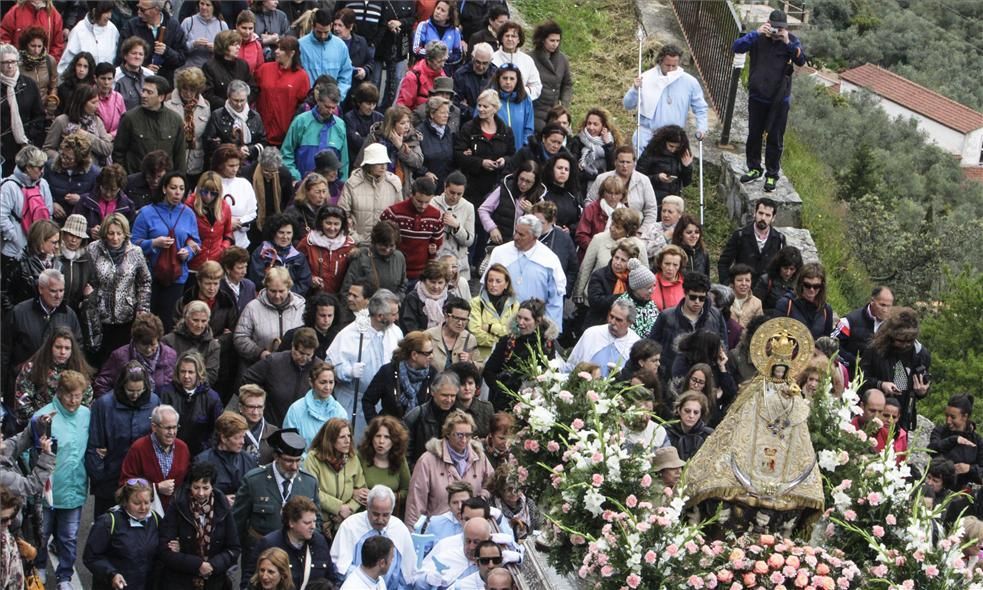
[733,10,807,193]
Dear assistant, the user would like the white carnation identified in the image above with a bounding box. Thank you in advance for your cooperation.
[528,406,556,433]
[818,449,841,472]
[584,488,605,517]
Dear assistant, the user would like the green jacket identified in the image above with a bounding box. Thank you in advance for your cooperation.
[233,463,321,548]
[112,106,188,175]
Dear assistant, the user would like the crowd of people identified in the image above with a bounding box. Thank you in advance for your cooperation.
[0,1,960,589]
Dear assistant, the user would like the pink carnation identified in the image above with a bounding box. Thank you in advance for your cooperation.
[546,440,560,453]
[666,544,680,557]
[866,492,883,506]
[570,534,586,545]
[626,494,638,508]
[587,390,600,402]
[686,575,704,588]
[562,503,571,513]
[591,452,603,464]
[640,473,653,488]
[924,565,939,578]
[770,571,785,585]
[592,473,604,487]
[577,371,594,380]
[843,509,857,521]
[626,574,642,589]
[886,514,897,525]
[644,550,658,564]
[523,439,540,453]
[872,525,885,538]
[571,418,585,430]
[600,565,614,578]
[870,564,888,577]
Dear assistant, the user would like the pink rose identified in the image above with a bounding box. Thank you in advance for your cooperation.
[686,575,704,588]
[741,573,756,587]
[546,440,560,453]
[816,563,830,576]
[600,565,614,578]
[728,549,745,563]
[872,525,885,538]
[592,473,604,487]
[794,572,809,588]
[523,439,540,453]
[715,569,733,584]
[768,553,785,569]
[753,560,769,574]
[786,556,800,569]
[886,514,896,525]
[626,494,638,508]
[640,473,653,488]
[760,534,776,546]
[627,574,642,589]
[644,550,657,564]
[571,418,585,431]
[517,466,528,483]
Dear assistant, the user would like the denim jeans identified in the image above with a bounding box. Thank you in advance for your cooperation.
[36,506,82,583]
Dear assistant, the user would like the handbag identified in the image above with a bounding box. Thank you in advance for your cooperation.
[152,206,187,287]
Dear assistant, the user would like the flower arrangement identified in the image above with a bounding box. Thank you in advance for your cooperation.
[508,355,704,589]
[666,533,863,589]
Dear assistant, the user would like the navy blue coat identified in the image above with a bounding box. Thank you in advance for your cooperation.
[85,387,161,501]
[84,508,160,590]
[158,382,224,457]
[195,448,258,496]
[158,490,241,590]
[243,528,341,590]
[45,162,100,213]
[417,121,455,188]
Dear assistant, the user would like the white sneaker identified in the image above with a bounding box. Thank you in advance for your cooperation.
[57,580,74,590]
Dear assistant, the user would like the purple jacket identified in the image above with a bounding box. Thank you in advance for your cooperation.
[93,342,179,397]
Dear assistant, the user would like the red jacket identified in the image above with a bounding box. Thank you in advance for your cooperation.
[652,272,684,311]
[0,2,65,60]
[396,58,445,109]
[184,193,233,270]
[297,233,356,294]
[239,36,264,73]
[254,62,310,145]
[120,434,190,510]
[380,198,444,279]
[575,200,612,255]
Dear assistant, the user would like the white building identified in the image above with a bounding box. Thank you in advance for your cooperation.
[839,63,983,168]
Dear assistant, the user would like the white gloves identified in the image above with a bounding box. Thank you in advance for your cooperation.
[351,362,366,379]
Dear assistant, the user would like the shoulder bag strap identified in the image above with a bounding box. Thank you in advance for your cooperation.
[300,543,313,590]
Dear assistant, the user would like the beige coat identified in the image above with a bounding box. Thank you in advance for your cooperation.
[338,167,403,242]
[426,325,479,371]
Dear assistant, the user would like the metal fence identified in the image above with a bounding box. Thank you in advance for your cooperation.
[669,0,744,144]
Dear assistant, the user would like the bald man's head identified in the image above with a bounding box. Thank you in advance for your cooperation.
[463,518,491,560]
[862,388,885,423]
[486,568,515,590]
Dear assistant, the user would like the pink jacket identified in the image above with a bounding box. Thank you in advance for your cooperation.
[396,58,445,109]
[405,437,494,527]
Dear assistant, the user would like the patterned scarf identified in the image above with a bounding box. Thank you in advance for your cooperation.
[414,280,448,329]
[191,493,215,590]
[253,165,281,232]
[577,128,608,178]
[397,360,429,413]
[0,70,27,144]
[182,99,197,148]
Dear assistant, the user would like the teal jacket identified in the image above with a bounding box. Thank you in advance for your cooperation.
[282,390,349,447]
[497,91,534,152]
[33,397,90,509]
[281,110,350,182]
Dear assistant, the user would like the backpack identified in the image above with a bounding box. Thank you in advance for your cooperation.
[2,178,51,235]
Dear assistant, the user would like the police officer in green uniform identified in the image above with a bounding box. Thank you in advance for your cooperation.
[233,429,322,559]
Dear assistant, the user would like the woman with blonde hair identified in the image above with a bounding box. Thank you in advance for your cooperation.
[159,351,223,455]
[282,172,329,241]
[211,144,258,249]
[234,267,305,366]
[362,330,437,422]
[405,409,495,526]
[248,547,294,590]
[304,417,367,531]
[469,263,518,361]
[185,171,232,270]
[193,411,257,501]
[164,66,211,176]
[162,299,221,385]
[357,104,425,198]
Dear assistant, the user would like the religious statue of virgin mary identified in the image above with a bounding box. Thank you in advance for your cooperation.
[681,318,824,535]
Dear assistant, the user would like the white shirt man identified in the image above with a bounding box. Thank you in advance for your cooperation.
[415,518,490,589]
[332,486,418,590]
[327,290,403,441]
[484,215,566,330]
[566,299,641,376]
[340,535,394,590]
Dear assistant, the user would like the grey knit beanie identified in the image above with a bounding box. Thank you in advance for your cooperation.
[628,258,655,290]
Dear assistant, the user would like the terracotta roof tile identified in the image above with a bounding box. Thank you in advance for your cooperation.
[840,64,983,134]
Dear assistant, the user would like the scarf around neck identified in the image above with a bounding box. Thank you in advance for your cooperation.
[397,361,429,413]
[190,493,215,589]
[415,280,448,329]
[306,229,347,251]
[577,128,607,177]
[252,165,281,231]
[445,439,470,477]
[0,70,27,144]
[599,199,623,230]
[224,100,252,145]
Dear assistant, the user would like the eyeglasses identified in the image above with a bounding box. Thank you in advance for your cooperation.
[451,432,475,440]
[126,478,150,486]
[154,423,178,431]
[415,349,435,357]
[448,315,470,323]
[478,556,504,565]
[0,60,16,66]
[242,403,265,411]
[687,294,707,302]
[473,59,491,67]
[803,282,823,290]
[197,188,218,197]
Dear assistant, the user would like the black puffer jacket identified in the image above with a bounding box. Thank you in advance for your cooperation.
[929,423,983,489]
[636,148,692,201]
[201,57,258,111]
[453,115,515,205]
[667,420,714,461]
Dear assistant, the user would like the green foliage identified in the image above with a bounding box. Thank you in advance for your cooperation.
[801,0,983,109]
[919,270,983,423]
